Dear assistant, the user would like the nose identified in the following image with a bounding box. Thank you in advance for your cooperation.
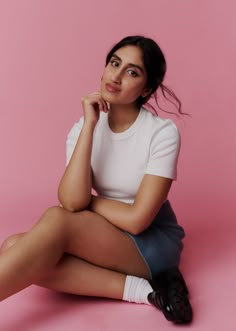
[111,68,122,84]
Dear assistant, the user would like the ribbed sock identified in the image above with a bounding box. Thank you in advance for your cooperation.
[122,275,153,304]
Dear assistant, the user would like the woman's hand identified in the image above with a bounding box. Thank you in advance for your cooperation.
[82,92,109,127]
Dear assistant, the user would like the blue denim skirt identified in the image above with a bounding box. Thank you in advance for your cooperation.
[126,200,185,279]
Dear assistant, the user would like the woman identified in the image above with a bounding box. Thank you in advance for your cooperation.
[0,36,192,324]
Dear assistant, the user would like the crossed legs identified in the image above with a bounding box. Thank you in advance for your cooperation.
[0,206,150,302]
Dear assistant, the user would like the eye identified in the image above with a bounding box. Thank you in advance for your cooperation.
[127,70,138,77]
[110,60,119,67]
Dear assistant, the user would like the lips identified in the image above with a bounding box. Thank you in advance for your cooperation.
[105,83,120,93]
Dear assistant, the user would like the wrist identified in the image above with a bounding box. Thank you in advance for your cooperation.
[83,120,97,131]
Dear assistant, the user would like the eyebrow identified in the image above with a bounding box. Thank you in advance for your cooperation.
[111,53,145,73]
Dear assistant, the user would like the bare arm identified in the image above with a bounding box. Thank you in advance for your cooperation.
[89,174,172,235]
[58,92,108,212]
[58,123,94,211]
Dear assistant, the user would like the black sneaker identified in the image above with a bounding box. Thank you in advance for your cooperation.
[148,267,193,324]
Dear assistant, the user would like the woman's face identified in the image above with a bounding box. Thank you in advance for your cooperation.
[101,45,148,106]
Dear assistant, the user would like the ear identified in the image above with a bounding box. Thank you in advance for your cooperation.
[141,87,152,98]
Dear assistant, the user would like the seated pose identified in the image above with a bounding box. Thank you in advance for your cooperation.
[0,36,192,324]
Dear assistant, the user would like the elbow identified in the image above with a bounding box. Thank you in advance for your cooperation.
[128,219,148,236]
[59,200,88,213]
[59,205,77,213]
[129,226,145,236]
[58,192,91,213]
[127,213,152,235]
[129,228,141,236]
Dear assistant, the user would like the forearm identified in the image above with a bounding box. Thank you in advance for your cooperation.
[58,123,95,211]
[89,196,140,234]
[89,175,171,234]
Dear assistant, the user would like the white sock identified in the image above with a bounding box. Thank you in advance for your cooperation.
[122,275,153,304]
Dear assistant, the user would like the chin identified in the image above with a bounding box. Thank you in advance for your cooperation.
[101,90,118,103]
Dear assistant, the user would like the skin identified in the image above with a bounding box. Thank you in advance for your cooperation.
[0,45,172,302]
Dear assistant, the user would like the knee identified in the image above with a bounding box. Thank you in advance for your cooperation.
[39,206,69,231]
[44,206,65,219]
[0,233,25,252]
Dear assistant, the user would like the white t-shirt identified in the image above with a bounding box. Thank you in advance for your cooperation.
[66,108,180,204]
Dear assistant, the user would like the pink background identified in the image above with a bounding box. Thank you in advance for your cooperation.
[0,1,235,330]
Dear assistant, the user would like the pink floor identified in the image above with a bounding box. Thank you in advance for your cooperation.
[0,195,235,331]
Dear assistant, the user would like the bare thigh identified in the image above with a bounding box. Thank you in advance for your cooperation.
[1,207,150,279]
[63,209,150,278]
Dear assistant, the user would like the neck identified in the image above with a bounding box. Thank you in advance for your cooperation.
[108,103,140,133]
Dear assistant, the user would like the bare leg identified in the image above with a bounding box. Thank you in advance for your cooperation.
[0,208,68,300]
[0,207,150,302]
[37,254,126,299]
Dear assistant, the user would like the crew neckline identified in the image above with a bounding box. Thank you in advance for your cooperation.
[104,108,146,140]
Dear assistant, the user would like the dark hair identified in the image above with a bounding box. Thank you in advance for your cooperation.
[105,35,186,116]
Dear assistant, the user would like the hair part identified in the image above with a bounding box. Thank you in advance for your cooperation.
[106,35,187,116]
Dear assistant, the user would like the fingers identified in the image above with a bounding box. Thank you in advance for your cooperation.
[85,92,109,112]
[95,93,109,112]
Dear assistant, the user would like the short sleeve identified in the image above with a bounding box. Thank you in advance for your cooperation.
[146,120,181,180]
[66,117,84,166]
